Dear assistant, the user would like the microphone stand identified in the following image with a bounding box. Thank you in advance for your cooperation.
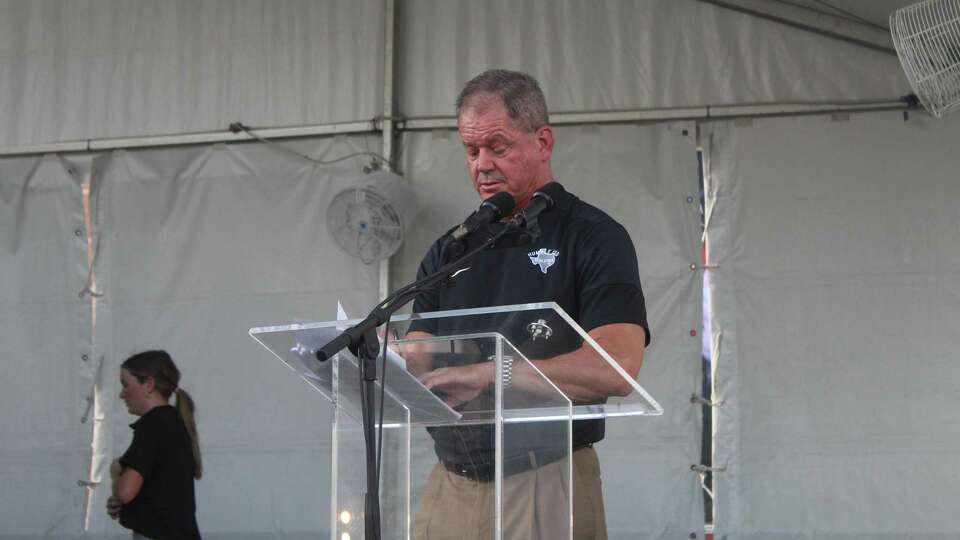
[315,219,529,540]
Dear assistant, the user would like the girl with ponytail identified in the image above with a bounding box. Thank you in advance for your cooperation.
[107,350,202,539]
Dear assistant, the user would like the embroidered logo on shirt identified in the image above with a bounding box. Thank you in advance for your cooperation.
[526,319,553,340]
[528,249,560,274]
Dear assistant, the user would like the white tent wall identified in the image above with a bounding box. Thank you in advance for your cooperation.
[82,137,381,539]
[392,123,706,539]
[0,0,384,148]
[705,112,960,540]
[0,143,386,538]
[0,156,91,537]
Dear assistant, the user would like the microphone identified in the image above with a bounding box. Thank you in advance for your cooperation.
[514,183,560,226]
[512,182,561,244]
[449,191,516,241]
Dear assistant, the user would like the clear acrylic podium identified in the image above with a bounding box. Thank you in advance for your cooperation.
[250,302,662,540]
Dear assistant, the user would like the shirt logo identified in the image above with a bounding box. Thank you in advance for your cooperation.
[528,248,560,274]
[526,319,553,340]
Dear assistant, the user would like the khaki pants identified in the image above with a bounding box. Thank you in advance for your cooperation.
[413,446,607,540]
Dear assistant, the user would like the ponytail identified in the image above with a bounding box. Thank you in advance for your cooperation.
[175,388,203,479]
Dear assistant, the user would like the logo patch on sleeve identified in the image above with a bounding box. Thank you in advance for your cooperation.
[528,248,560,274]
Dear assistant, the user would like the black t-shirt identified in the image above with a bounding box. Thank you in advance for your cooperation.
[410,181,650,467]
[119,405,201,540]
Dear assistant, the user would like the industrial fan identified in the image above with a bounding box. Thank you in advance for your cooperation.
[326,170,417,264]
[891,0,960,117]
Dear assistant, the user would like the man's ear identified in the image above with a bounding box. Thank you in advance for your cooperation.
[535,125,555,159]
[144,376,157,394]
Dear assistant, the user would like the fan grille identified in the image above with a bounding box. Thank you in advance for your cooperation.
[327,186,404,264]
[891,0,960,118]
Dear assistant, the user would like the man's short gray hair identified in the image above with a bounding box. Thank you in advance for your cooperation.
[455,69,549,132]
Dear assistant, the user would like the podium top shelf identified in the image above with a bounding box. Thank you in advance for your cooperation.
[250,302,662,423]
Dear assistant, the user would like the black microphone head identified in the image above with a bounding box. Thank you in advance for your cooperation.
[480,191,516,219]
[531,181,562,211]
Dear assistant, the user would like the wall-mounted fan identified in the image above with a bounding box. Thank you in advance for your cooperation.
[326,170,417,264]
[891,0,960,117]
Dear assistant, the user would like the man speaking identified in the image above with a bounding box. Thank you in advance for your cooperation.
[406,69,651,540]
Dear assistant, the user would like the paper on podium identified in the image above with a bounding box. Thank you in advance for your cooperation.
[251,305,461,425]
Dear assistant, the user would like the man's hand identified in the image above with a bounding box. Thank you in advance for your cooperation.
[106,495,122,520]
[400,330,437,376]
[419,362,494,408]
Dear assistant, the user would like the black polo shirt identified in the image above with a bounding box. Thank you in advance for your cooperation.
[410,181,650,468]
[119,405,201,540]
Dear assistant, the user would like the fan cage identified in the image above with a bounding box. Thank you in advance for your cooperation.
[327,186,405,264]
[891,0,960,118]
